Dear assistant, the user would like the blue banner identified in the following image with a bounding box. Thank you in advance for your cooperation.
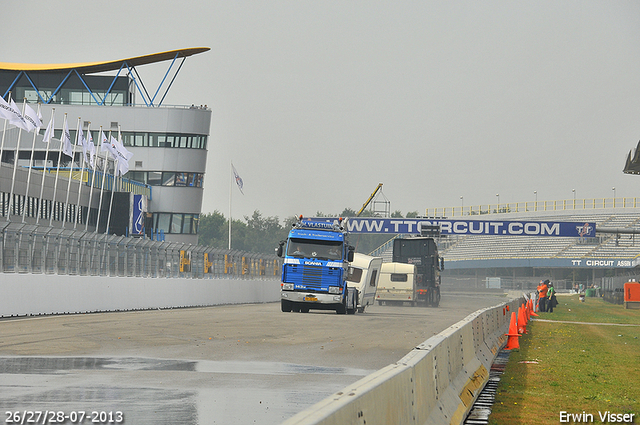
[308,218,596,237]
[131,194,146,236]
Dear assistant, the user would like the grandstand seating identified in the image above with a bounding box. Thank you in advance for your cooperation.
[373,211,640,265]
[438,211,640,262]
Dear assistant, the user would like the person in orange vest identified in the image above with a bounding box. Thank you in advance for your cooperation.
[537,279,549,312]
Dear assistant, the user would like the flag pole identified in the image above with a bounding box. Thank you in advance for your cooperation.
[85,127,98,231]
[62,117,81,226]
[36,108,54,225]
[22,103,42,223]
[105,131,117,235]
[229,162,232,250]
[74,122,90,230]
[0,96,9,174]
[7,98,26,221]
[49,114,68,227]
[0,91,17,174]
[95,127,108,233]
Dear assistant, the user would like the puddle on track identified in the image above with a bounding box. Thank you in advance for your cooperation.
[0,356,373,424]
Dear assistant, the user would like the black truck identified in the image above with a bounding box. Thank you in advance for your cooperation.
[392,231,443,307]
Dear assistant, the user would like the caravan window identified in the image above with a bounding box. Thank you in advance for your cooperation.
[369,270,378,286]
[347,268,363,283]
[390,273,408,282]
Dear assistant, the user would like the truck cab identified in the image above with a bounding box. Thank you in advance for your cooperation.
[392,236,443,307]
[277,218,357,314]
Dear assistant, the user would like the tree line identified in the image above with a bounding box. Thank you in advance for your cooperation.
[197,209,420,255]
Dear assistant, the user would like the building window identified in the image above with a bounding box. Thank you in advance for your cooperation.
[150,213,199,234]
[123,171,204,187]
[170,214,183,233]
[156,213,171,233]
[147,171,162,186]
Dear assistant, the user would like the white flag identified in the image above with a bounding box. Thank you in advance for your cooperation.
[42,114,55,143]
[87,132,96,168]
[100,131,116,157]
[5,99,30,131]
[78,127,87,158]
[0,96,14,121]
[109,135,133,176]
[0,96,23,124]
[22,102,42,132]
[61,116,73,157]
[232,163,244,194]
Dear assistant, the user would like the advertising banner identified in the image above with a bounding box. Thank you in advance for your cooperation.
[308,217,596,237]
[130,194,147,236]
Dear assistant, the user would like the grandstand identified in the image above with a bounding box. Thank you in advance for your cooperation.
[384,200,640,291]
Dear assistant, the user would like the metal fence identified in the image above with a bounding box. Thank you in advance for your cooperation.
[1,222,282,279]
[426,197,640,218]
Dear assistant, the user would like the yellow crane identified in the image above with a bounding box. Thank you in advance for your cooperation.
[356,183,383,217]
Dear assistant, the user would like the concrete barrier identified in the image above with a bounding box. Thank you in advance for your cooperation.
[0,273,281,317]
[283,296,525,425]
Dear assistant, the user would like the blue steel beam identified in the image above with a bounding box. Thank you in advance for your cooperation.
[2,71,24,99]
[158,57,186,107]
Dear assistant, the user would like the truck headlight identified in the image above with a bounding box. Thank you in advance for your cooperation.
[282,283,294,291]
[328,286,341,294]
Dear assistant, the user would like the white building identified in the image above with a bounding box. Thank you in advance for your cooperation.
[0,48,211,244]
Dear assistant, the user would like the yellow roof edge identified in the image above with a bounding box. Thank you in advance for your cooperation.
[0,47,210,73]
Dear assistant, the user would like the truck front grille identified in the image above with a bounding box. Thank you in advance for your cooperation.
[283,264,340,290]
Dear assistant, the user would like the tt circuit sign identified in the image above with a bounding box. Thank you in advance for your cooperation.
[308,218,596,238]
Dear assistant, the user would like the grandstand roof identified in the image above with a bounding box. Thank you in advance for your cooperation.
[0,47,210,74]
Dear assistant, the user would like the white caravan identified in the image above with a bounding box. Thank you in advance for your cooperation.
[346,253,383,313]
[376,262,418,306]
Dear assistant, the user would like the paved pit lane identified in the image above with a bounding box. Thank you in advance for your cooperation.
[0,291,509,424]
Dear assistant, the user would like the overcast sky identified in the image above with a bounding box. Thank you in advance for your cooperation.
[3,1,640,222]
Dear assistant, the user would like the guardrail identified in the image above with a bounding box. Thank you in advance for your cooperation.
[1,223,281,279]
[426,197,640,218]
[283,295,525,425]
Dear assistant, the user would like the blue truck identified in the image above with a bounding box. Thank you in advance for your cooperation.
[276,217,357,314]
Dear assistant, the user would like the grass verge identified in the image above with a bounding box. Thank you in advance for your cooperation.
[488,295,640,424]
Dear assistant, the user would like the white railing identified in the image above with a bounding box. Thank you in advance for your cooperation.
[426,197,640,218]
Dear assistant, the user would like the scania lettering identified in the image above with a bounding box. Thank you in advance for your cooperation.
[277,217,357,314]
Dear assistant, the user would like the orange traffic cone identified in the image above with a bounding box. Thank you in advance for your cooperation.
[517,305,527,334]
[504,311,520,350]
[529,298,539,317]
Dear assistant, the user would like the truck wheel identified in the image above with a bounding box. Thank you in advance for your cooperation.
[357,307,365,313]
[281,299,292,312]
[336,303,346,314]
[433,290,441,307]
[300,306,309,313]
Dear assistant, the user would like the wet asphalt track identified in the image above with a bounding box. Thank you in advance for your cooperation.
[0,291,509,424]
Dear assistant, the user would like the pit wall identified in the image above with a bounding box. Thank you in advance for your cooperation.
[283,296,525,425]
[0,274,281,317]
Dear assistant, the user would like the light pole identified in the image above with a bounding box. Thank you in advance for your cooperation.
[534,191,537,211]
[460,196,463,215]
[496,193,500,209]
[613,187,616,207]
[572,189,576,209]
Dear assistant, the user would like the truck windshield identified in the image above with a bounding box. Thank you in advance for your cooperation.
[287,239,343,260]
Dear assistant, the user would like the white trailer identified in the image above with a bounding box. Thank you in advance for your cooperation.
[346,253,383,313]
[376,262,418,306]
